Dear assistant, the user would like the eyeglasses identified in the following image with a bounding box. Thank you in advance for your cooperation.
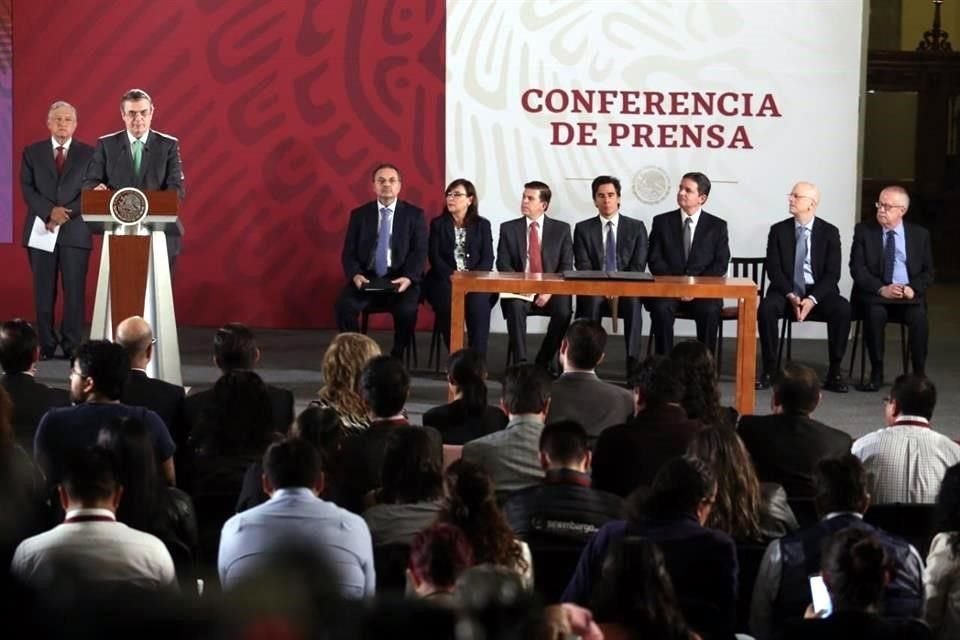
[875,202,906,211]
[375,178,399,185]
[787,193,817,203]
[445,191,467,198]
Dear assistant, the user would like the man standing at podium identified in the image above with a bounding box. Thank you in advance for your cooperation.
[83,88,184,272]
[20,101,95,360]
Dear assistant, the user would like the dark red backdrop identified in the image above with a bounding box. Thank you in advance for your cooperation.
[1,0,445,329]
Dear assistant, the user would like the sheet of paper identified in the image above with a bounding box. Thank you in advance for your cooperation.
[27,217,59,252]
[500,292,536,302]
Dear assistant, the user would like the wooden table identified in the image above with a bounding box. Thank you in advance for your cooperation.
[449,271,758,415]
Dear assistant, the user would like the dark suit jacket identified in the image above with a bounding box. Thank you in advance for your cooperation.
[546,372,635,439]
[496,216,573,273]
[82,130,185,254]
[121,370,189,447]
[421,400,507,445]
[426,213,494,279]
[648,209,730,277]
[341,200,428,282]
[0,373,70,451]
[850,221,934,303]
[20,139,95,249]
[766,217,842,302]
[184,381,294,440]
[738,412,853,498]
[573,214,648,272]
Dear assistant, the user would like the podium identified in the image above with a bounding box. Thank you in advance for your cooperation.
[81,189,183,385]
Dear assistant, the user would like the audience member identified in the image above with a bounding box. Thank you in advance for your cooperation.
[218,438,375,596]
[688,426,798,542]
[422,348,507,445]
[364,427,445,545]
[314,332,381,433]
[11,447,176,592]
[546,319,634,439]
[592,357,703,497]
[0,318,70,451]
[406,523,475,606]
[503,420,623,542]
[750,455,924,640]
[435,460,532,588]
[852,374,960,504]
[115,315,189,448]
[671,340,737,428]
[462,363,550,494]
[34,340,175,487]
[783,528,932,640]
[738,363,853,498]
[925,462,960,639]
[562,455,738,638]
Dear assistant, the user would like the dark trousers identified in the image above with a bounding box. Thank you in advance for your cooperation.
[424,276,495,356]
[863,300,928,376]
[758,292,851,375]
[335,283,420,357]
[501,295,572,365]
[577,295,643,362]
[28,245,90,356]
[646,297,722,355]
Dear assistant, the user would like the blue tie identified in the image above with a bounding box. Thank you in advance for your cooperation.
[883,229,896,284]
[375,207,391,277]
[793,226,807,296]
[604,221,617,271]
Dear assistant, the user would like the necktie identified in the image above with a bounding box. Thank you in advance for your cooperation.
[55,146,65,175]
[604,221,617,271]
[131,139,143,176]
[375,207,391,277]
[528,221,543,273]
[683,217,693,262]
[883,229,896,284]
[793,226,808,296]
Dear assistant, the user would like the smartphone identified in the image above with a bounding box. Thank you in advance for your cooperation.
[808,574,833,617]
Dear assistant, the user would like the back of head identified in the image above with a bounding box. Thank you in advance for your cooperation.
[501,363,550,415]
[814,455,869,517]
[822,527,889,612]
[264,438,323,491]
[379,427,442,504]
[97,417,159,529]
[360,355,410,418]
[62,447,119,505]
[409,523,475,590]
[292,405,344,457]
[204,370,274,454]
[213,323,258,372]
[448,348,488,413]
[114,316,153,364]
[640,455,716,521]
[538,420,589,468]
[644,357,686,408]
[890,374,936,420]
[74,340,130,400]
[687,427,762,540]
[0,318,37,374]
[774,363,821,415]
[319,332,381,417]
[670,341,722,424]
[563,319,606,370]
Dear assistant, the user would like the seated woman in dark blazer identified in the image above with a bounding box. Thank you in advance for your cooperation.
[422,349,507,445]
[423,178,496,355]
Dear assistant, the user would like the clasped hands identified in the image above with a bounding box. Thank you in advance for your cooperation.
[45,206,71,231]
[879,284,914,300]
[787,293,815,322]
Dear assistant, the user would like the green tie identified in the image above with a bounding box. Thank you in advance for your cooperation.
[132,139,143,176]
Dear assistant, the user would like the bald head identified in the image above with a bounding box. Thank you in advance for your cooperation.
[788,182,819,223]
[115,316,153,367]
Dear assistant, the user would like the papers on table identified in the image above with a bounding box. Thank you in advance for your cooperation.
[27,217,59,252]
[500,292,536,302]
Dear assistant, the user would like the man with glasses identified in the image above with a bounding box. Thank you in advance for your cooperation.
[849,185,934,391]
[84,88,185,272]
[756,182,851,391]
[335,163,427,358]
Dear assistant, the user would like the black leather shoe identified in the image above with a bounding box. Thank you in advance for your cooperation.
[823,373,849,393]
[855,379,882,392]
[755,372,772,390]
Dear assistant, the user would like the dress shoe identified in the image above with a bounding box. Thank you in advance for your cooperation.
[755,372,772,390]
[855,376,883,392]
[823,373,849,393]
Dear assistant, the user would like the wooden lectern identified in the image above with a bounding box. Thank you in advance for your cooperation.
[81,190,183,385]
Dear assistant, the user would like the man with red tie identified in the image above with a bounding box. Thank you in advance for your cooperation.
[20,101,95,360]
[496,181,573,370]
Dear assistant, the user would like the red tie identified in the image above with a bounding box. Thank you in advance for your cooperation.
[55,146,65,175]
[528,220,543,273]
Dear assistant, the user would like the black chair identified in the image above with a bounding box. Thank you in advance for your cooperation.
[360,298,418,369]
[847,298,911,384]
[735,543,769,634]
[719,257,766,374]
[373,542,411,595]
[526,535,588,604]
[863,503,937,557]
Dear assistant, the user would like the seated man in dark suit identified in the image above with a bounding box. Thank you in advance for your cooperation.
[738,363,852,499]
[646,172,730,354]
[497,181,573,370]
[850,185,934,391]
[0,319,70,452]
[503,420,623,542]
[573,175,648,375]
[115,315,188,449]
[335,163,428,358]
[757,182,851,392]
[185,323,294,440]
